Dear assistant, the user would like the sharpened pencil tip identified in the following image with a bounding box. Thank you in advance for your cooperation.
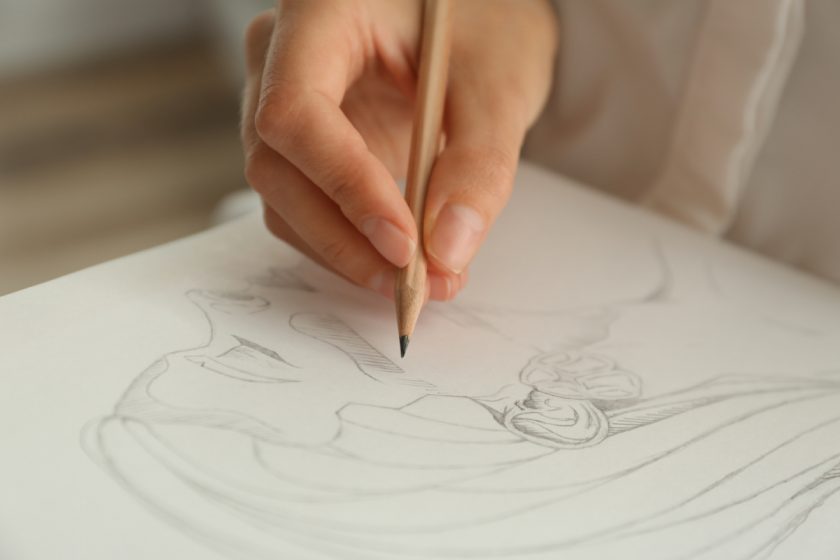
[399,335,410,358]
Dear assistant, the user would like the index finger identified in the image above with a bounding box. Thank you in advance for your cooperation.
[254,1,418,268]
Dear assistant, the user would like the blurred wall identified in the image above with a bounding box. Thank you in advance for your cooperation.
[0,0,207,78]
[0,0,271,295]
[207,0,274,83]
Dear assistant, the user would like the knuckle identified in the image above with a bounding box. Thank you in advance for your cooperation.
[262,208,288,241]
[321,168,359,210]
[318,137,368,209]
[326,177,354,208]
[254,85,304,147]
[243,146,274,194]
[319,237,352,265]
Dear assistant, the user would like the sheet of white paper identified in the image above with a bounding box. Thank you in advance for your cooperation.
[3,163,840,560]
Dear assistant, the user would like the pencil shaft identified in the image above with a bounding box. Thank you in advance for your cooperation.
[396,0,452,342]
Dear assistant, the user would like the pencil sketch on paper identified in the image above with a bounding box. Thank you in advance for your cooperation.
[82,260,840,559]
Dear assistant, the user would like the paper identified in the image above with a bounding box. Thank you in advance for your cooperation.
[3,163,840,559]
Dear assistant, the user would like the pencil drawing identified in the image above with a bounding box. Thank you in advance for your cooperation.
[82,256,840,559]
[291,313,404,381]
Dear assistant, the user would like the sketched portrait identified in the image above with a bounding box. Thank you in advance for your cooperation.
[83,262,840,559]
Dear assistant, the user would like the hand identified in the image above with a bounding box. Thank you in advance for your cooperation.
[241,0,557,300]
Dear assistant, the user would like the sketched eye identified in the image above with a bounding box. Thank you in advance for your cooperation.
[522,390,579,409]
[186,336,302,384]
[502,394,608,449]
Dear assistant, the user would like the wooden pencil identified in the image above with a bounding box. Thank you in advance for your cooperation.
[395,0,452,358]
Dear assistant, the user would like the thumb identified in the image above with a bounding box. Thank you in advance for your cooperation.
[423,97,524,275]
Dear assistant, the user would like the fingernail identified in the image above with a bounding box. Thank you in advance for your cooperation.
[429,204,485,273]
[361,218,416,268]
[428,274,453,301]
[367,269,395,299]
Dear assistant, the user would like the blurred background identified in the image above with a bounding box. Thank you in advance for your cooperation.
[0,0,270,295]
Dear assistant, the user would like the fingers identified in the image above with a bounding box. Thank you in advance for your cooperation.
[250,144,397,292]
[423,92,524,275]
[242,10,275,153]
[250,129,465,301]
[253,1,418,268]
[242,3,505,301]
[244,10,275,79]
[263,205,463,302]
[242,12,393,295]
[417,0,556,280]
[429,267,469,301]
[242,8,457,302]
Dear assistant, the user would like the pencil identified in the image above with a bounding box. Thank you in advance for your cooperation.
[395,0,452,358]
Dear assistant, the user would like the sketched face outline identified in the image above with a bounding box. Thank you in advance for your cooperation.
[85,270,840,560]
[85,270,840,557]
[125,284,632,450]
